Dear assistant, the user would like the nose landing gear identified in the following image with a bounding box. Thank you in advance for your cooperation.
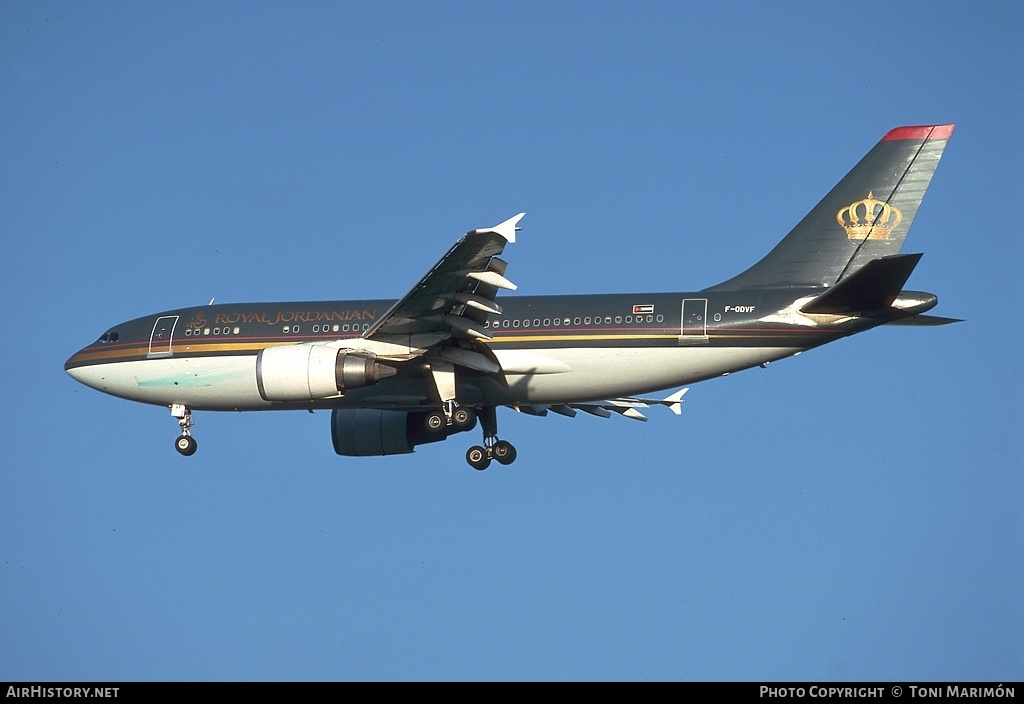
[170,404,197,456]
[466,406,517,471]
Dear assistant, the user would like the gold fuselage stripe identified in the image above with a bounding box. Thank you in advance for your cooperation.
[67,327,841,367]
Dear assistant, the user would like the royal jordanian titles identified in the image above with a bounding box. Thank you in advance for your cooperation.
[66,125,958,469]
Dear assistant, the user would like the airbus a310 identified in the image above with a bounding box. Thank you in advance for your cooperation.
[66,124,957,469]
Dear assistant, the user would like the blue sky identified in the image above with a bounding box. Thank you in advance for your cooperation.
[2,0,1020,682]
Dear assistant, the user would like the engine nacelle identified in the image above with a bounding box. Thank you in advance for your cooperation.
[331,408,474,457]
[256,344,396,402]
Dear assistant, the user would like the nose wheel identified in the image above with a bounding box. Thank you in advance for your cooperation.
[466,407,517,470]
[170,404,197,456]
[175,434,197,456]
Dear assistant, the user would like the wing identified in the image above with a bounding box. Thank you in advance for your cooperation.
[513,389,688,421]
[362,214,524,355]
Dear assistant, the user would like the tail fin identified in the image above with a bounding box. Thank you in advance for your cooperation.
[706,124,954,291]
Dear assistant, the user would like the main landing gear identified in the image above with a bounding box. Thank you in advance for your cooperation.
[422,402,518,470]
[424,400,476,434]
[170,404,197,456]
[465,406,517,471]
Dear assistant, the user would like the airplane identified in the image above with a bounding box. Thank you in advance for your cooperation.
[65,124,957,470]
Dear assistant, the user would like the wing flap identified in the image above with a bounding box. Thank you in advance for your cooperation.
[511,389,687,422]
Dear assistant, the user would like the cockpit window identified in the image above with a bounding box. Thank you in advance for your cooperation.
[98,331,120,343]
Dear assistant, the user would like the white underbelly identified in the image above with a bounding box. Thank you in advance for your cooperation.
[495,346,801,403]
[67,356,267,410]
[68,345,802,411]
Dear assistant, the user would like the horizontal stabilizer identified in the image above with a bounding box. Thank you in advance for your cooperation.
[801,254,922,315]
[885,314,963,326]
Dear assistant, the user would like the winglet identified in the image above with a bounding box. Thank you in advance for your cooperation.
[469,213,525,243]
[663,388,688,415]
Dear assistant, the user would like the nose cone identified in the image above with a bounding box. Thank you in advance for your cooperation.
[66,347,96,386]
[65,345,112,393]
[65,345,88,375]
[66,362,89,384]
[65,350,82,374]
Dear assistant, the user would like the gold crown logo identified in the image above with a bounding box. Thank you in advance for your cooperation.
[836,192,903,240]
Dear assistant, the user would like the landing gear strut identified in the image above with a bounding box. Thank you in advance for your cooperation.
[170,404,197,456]
[466,406,517,471]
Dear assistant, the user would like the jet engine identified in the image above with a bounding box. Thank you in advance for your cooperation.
[256,343,396,402]
[331,408,474,456]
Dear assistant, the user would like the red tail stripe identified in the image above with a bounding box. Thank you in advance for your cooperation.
[882,124,955,141]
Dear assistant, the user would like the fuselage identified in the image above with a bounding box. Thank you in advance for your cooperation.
[64,288,936,412]
[62,126,954,465]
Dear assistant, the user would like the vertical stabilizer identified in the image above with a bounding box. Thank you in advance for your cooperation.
[706,125,953,291]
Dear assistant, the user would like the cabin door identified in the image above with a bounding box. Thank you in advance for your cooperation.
[679,298,708,342]
[148,316,178,358]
